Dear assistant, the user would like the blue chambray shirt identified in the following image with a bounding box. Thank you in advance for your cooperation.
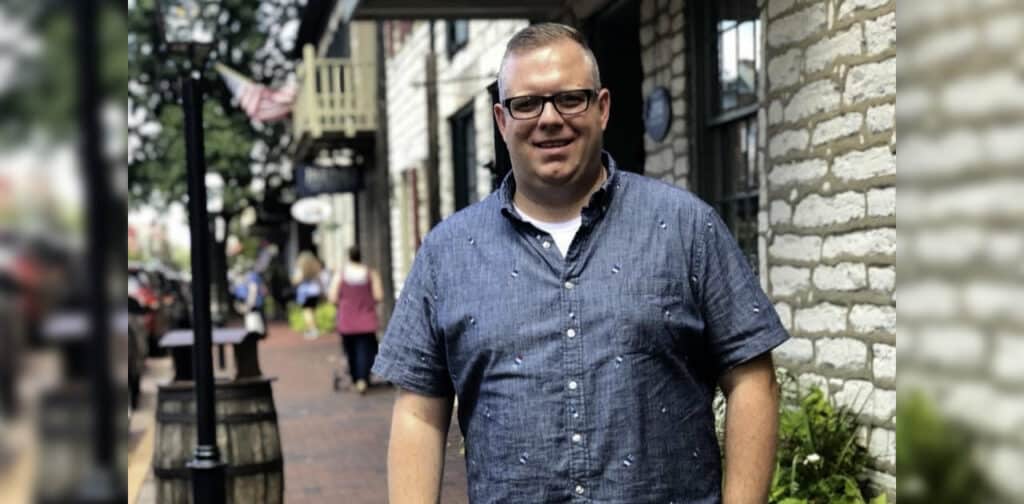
[373,152,789,503]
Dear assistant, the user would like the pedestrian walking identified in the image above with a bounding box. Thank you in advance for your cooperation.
[328,246,381,395]
[372,23,789,503]
[291,250,323,340]
[238,260,268,339]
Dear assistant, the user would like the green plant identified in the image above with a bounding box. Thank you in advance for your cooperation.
[286,302,336,334]
[897,391,992,504]
[770,387,886,504]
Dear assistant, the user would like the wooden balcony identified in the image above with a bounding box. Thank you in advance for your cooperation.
[292,43,376,156]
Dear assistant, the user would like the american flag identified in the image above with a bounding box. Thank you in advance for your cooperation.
[215,63,297,122]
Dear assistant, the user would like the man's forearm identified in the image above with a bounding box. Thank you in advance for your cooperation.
[721,357,780,504]
[387,392,453,504]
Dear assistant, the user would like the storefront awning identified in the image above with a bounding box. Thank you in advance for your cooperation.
[338,0,563,21]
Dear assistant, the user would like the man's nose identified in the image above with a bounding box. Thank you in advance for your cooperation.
[536,100,565,129]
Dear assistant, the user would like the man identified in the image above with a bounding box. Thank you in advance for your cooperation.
[373,23,788,503]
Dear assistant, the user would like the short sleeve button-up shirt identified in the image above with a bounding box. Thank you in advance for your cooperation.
[372,152,789,503]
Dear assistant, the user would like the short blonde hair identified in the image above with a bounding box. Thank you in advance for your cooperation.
[497,23,602,100]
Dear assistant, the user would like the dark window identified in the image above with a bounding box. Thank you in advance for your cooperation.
[447,20,469,58]
[690,0,762,270]
[585,0,645,174]
[487,81,512,191]
[450,102,477,211]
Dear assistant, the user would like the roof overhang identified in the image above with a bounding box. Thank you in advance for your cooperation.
[338,0,563,22]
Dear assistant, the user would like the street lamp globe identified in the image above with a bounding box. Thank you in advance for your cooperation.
[157,0,220,64]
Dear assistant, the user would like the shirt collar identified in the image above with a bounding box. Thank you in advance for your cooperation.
[499,150,621,222]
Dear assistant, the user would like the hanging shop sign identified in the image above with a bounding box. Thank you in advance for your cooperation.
[294,163,364,198]
[290,196,332,225]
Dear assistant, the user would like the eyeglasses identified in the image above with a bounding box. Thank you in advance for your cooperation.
[502,89,596,120]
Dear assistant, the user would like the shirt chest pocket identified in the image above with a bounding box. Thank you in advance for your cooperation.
[614,278,694,353]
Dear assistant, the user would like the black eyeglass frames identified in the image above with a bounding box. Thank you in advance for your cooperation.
[502,89,597,120]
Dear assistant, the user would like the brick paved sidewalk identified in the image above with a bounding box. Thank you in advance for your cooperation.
[261,323,469,503]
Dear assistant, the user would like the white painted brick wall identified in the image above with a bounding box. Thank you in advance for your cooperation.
[835,380,895,425]
[815,337,868,373]
[850,304,896,335]
[767,4,827,48]
[769,234,823,262]
[768,129,810,159]
[768,48,802,91]
[993,333,1024,383]
[794,303,848,333]
[774,337,814,366]
[766,0,898,492]
[832,146,895,181]
[869,427,896,469]
[775,302,793,330]
[866,187,895,217]
[866,103,894,133]
[785,80,840,122]
[770,266,810,297]
[865,12,896,55]
[769,200,792,224]
[838,0,891,22]
[867,266,894,292]
[768,159,828,188]
[813,262,867,291]
[806,24,863,73]
[811,112,863,145]
[915,325,986,370]
[843,58,896,105]
[793,192,865,227]
[872,343,895,386]
[822,228,895,259]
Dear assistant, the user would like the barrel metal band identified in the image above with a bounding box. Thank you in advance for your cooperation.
[153,458,283,480]
[155,411,278,424]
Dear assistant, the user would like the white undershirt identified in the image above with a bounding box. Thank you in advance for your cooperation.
[514,204,582,257]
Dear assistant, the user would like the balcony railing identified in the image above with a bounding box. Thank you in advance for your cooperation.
[293,44,377,140]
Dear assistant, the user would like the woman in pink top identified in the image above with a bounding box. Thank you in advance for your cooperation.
[328,246,381,394]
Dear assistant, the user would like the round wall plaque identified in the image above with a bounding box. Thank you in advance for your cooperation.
[644,86,673,142]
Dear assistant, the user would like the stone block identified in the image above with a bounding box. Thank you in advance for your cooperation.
[793,192,866,228]
[813,262,867,291]
[795,303,848,334]
[770,266,811,297]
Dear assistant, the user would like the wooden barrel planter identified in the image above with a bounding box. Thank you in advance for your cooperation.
[153,377,283,504]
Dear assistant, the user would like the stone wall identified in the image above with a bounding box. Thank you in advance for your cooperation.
[899,0,1024,499]
[638,0,689,186]
[762,0,896,493]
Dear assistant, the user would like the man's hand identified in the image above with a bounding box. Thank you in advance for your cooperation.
[719,353,781,504]
[387,389,454,504]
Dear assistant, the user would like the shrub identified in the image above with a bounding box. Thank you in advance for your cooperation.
[286,302,336,334]
[770,386,886,504]
[897,391,993,504]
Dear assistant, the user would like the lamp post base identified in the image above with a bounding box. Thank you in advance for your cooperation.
[188,449,226,504]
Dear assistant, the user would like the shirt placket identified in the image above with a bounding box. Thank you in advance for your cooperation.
[562,217,597,500]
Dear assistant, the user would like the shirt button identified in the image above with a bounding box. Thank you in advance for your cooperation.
[564,280,575,290]
[566,328,576,338]
[568,380,578,390]
[542,241,551,249]
[575,484,585,495]
[571,433,582,443]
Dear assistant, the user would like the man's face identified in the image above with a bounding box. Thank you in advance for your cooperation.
[494,40,610,190]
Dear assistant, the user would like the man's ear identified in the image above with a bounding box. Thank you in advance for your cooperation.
[493,103,508,138]
[598,88,611,130]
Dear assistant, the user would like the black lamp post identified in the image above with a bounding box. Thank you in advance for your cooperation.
[156,1,225,502]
